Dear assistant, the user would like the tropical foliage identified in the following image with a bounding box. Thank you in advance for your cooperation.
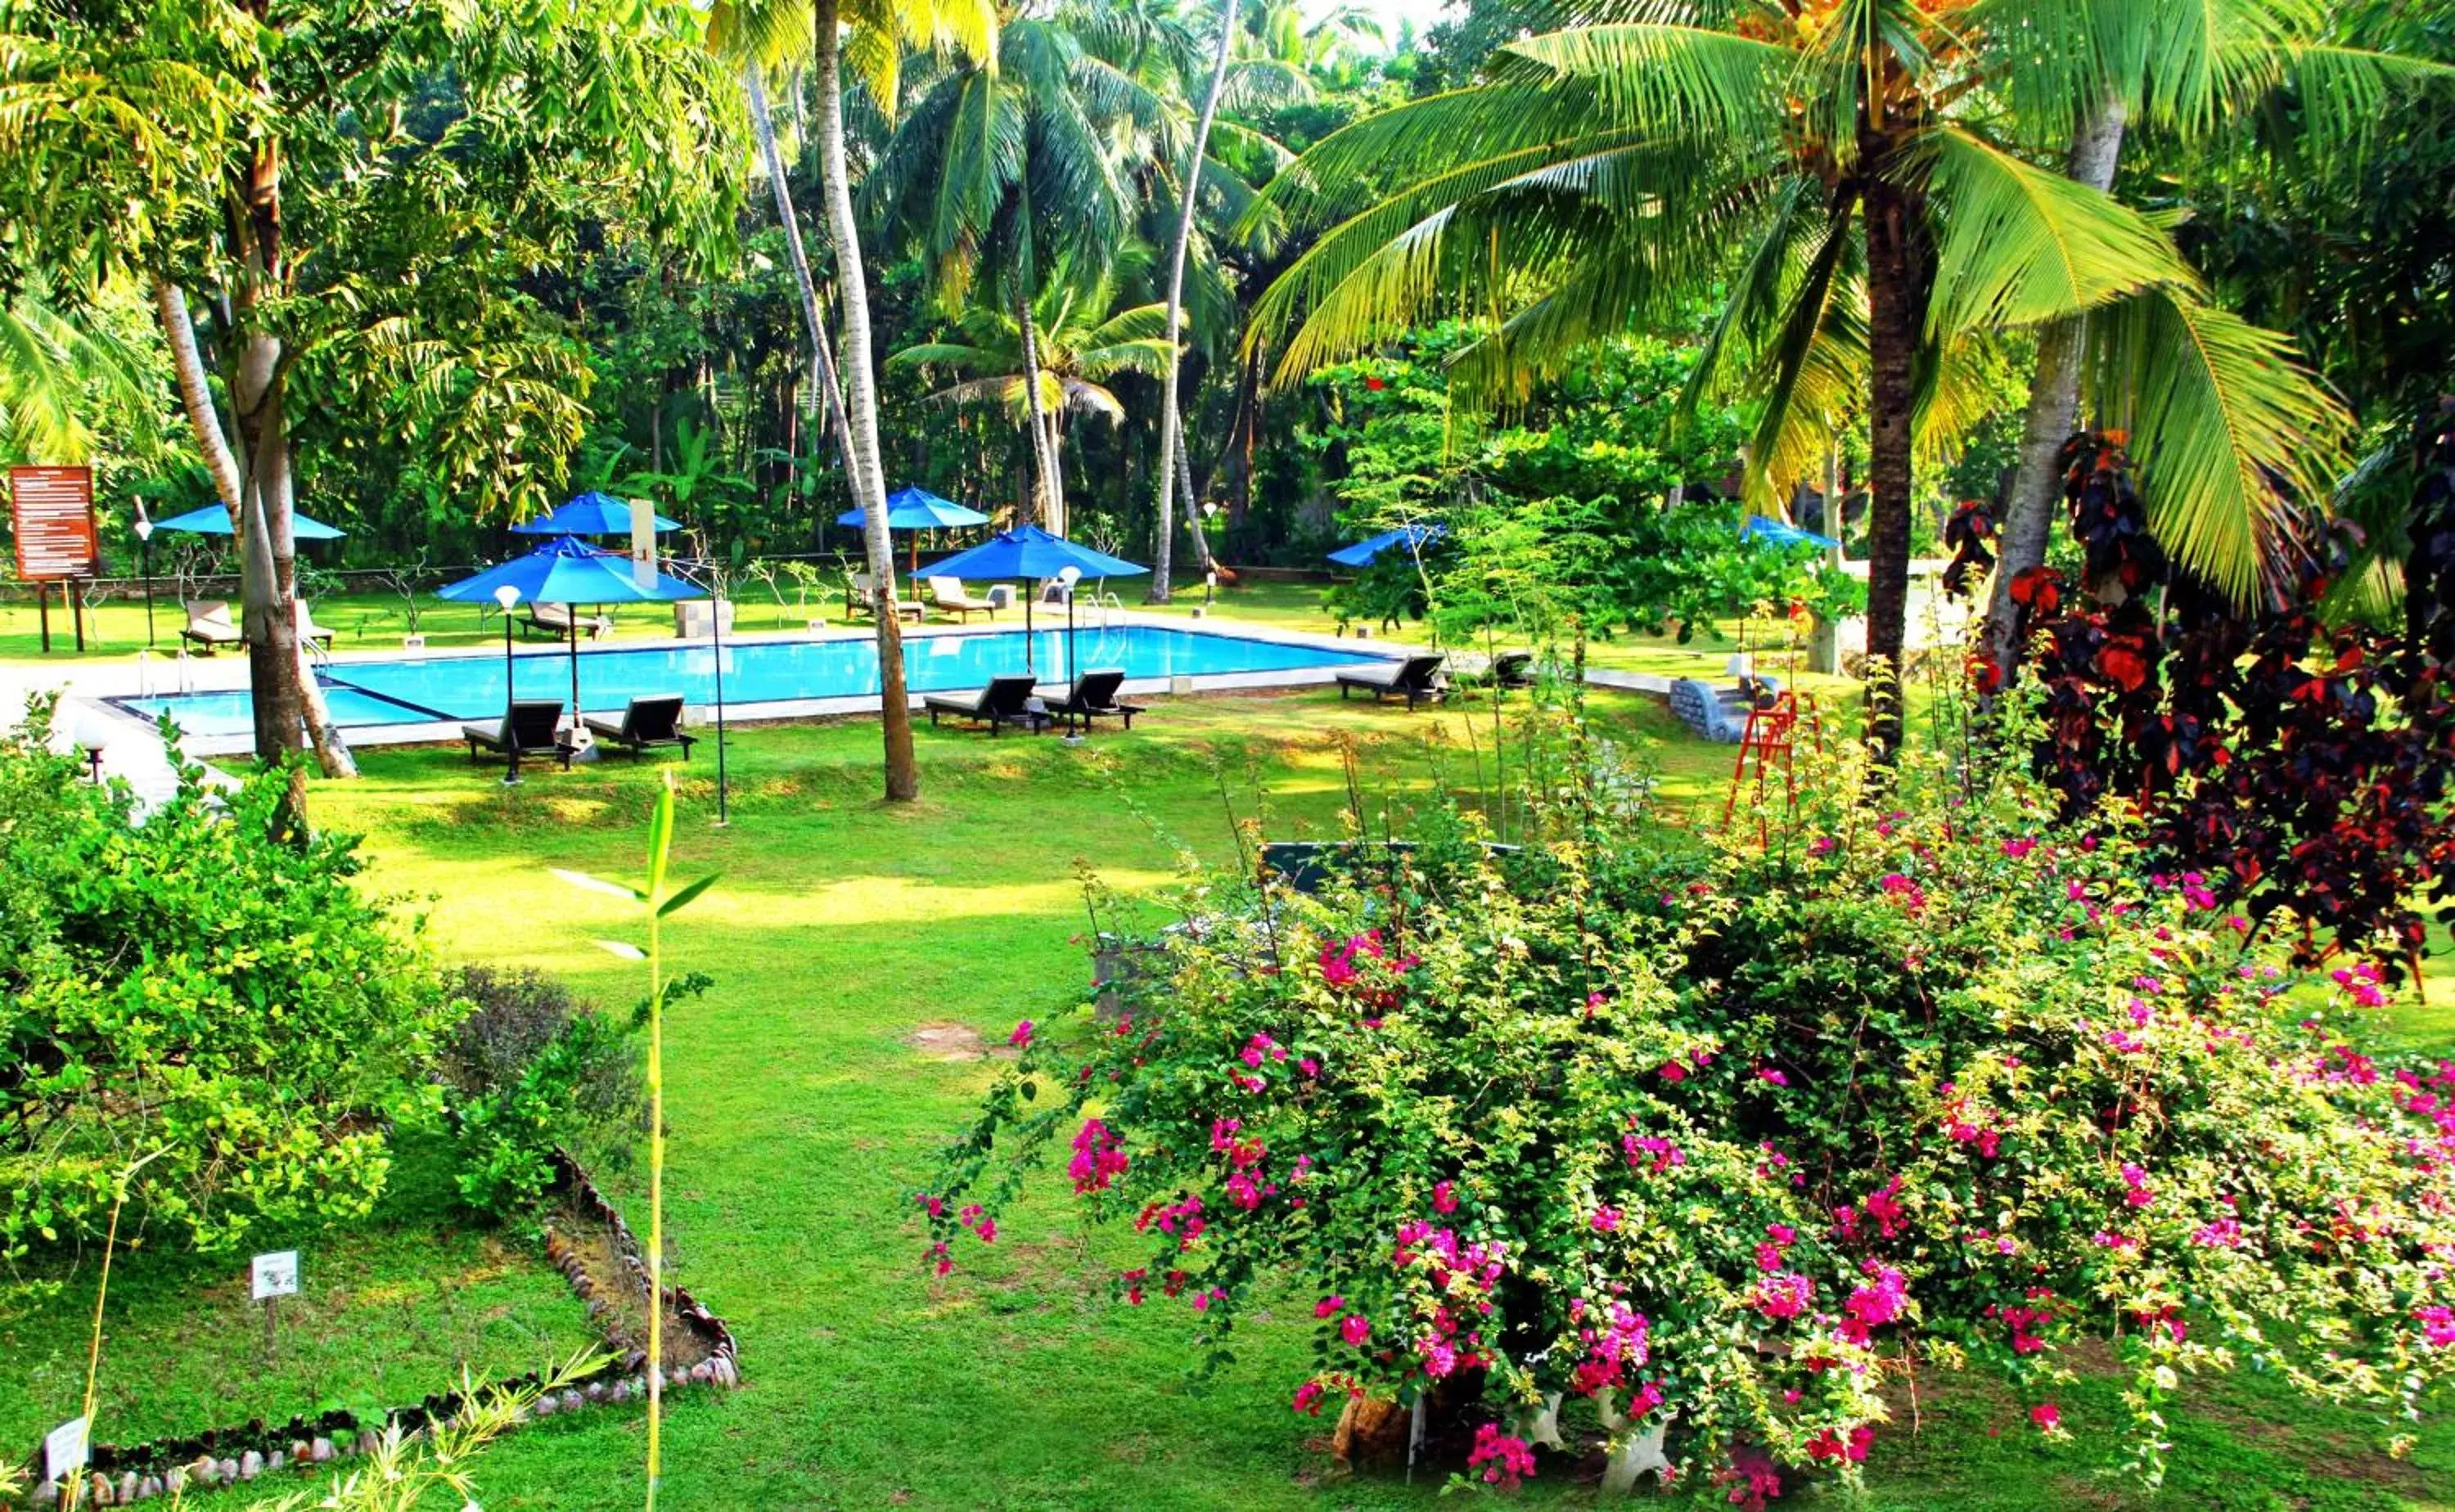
[0,702,458,1256]
[924,730,2455,1495]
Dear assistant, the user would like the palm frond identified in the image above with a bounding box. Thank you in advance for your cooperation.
[1491,25,1793,142]
[2084,286,2351,605]
[1923,125,2196,335]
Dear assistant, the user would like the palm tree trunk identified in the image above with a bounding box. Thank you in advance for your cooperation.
[1984,92,2129,680]
[1174,410,1213,572]
[1015,288,1065,534]
[745,65,858,470]
[1148,0,1239,603]
[1863,179,1924,757]
[814,0,917,802]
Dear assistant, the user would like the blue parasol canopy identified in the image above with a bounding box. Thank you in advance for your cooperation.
[925,523,1147,583]
[510,492,682,537]
[151,503,345,541]
[1741,514,1840,551]
[1327,521,1444,568]
[436,534,705,606]
[838,485,993,531]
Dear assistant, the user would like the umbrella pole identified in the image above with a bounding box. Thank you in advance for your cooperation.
[569,615,581,740]
[1025,583,1034,677]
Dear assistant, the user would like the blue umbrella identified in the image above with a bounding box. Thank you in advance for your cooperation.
[152,502,345,541]
[1741,514,1840,551]
[1327,521,1444,568]
[839,485,995,578]
[438,536,706,733]
[510,491,682,537]
[924,524,1148,677]
[836,485,993,531]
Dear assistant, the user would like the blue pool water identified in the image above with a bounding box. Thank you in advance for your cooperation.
[118,625,1381,738]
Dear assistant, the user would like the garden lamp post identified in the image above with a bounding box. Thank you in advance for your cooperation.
[493,583,521,785]
[133,516,155,647]
[710,573,730,830]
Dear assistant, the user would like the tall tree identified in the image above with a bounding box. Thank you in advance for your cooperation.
[1149,0,1241,601]
[1983,2,2451,676]
[2,0,737,820]
[1243,0,2357,752]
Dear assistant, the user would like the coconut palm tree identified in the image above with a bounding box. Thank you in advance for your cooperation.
[865,8,1174,537]
[889,252,1176,493]
[714,0,997,803]
[1241,0,2390,751]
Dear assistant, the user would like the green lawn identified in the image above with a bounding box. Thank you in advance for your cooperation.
[8,686,2448,1508]
[0,1136,599,1453]
[298,692,2451,1507]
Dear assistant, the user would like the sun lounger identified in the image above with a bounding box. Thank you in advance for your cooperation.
[1034,668,1142,734]
[462,699,574,769]
[583,695,696,761]
[1335,653,1448,710]
[178,600,242,652]
[1450,650,1535,689]
[519,601,610,641]
[922,674,1044,736]
[846,572,922,623]
[292,598,336,651]
[926,575,998,622]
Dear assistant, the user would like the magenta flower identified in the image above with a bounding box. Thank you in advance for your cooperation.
[1433,1180,1458,1214]
[1068,1118,1129,1194]
[1756,1067,1789,1087]
[2002,837,2037,859]
[2418,1305,2455,1348]
[1749,1271,1813,1321]
[1466,1424,1538,1489]
[1314,1294,1345,1318]
[1292,1380,1327,1415]
[1658,1060,1687,1083]
[1591,1204,1623,1234]
[1340,1314,1372,1347]
[2029,1402,2062,1432]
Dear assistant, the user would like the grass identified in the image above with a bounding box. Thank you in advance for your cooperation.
[0,1135,599,1453]
[7,686,2450,1508]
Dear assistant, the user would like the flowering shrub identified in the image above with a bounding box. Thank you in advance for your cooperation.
[919,751,2455,1495]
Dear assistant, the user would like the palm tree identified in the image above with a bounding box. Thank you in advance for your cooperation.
[890,253,1176,491]
[0,282,151,465]
[1150,0,1243,602]
[1981,7,2451,676]
[865,8,1171,538]
[1242,0,2370,751]
[717,0,997,803]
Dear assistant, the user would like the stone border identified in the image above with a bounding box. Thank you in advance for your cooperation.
[14,1154,738,1506]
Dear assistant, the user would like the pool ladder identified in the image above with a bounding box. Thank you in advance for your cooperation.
[134,649,200,698]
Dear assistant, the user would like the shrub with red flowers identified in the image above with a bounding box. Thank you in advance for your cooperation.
[1998,419,2455,975]
[917,745,2455,1496]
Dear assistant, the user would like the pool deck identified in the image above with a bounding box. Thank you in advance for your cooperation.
[0,614,1686,807]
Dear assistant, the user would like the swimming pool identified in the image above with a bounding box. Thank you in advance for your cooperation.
[115,625,1383,739]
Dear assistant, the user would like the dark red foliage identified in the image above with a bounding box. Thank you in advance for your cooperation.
[1999,425,2455,975]
[1941,499,1996,597]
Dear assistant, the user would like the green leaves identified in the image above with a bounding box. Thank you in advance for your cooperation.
[1922,128,2196,334]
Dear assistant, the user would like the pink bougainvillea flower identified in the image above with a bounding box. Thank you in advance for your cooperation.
[1591,1204,1624,1234]
[2418,1305,2455,1348]
[1658,1060,1687,1083]
[2120,1163,2155,1209]
[1008,1019,1034,1048]
[1314,1294,1345,1318]
[2029,1402,2062,1432]
[1756,1067,1789,1087]
[1805,1425,1873,1464]
[1292,1380,1326,1415]
[1750,1271,1813,1321]
[1624,1133,1683,1174]
[1068,1118,1129,1194]
[1466,1423,1538,1490]
[1434,1181,1459,1214]
[2002,837,2037,859]
[1340,1314,1372,1347]
[1299,1057,1321,1078]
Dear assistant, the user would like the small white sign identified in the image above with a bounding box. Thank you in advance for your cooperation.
[251,1249,300,1301]
[44,1415,88,1479]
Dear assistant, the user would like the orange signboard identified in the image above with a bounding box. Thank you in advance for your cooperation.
[9,466,100,582]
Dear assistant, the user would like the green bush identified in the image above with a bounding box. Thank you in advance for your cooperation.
[0,700,459,1256]
[437,965,647,1215]
[924,736,2455,1495]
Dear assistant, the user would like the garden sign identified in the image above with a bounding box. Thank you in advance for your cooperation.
[7,465,101,652]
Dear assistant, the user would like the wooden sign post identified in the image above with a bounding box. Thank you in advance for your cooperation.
[8,466,101,653]
[251,1249,300,1364]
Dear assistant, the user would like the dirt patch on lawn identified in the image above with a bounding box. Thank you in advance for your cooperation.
[905,1020,1016,1061]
